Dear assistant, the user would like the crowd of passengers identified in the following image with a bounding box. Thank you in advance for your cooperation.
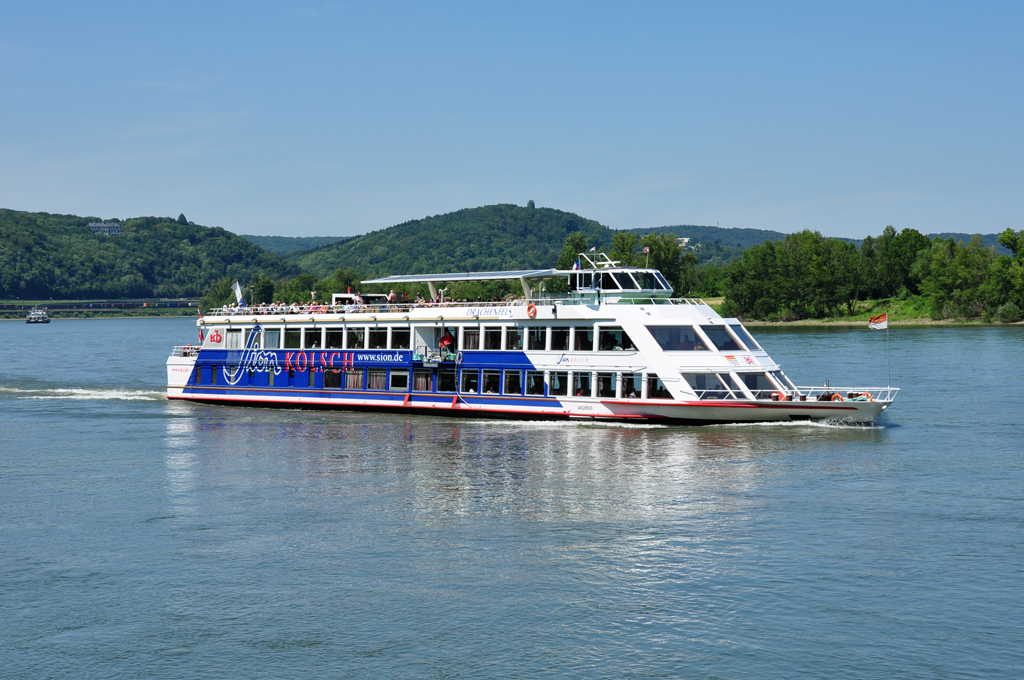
[213,290,530,316]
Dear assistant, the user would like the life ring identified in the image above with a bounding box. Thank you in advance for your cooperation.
[831,393,844,402]
[526,303,537,318]
[864,392,873,402]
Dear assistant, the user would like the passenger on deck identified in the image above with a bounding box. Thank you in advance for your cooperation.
[415,292,425,304]
[439,329,455,354]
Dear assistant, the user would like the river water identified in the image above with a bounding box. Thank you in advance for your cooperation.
[1,318,1022,678]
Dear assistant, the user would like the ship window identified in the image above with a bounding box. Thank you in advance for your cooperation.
[729,325,761,351]
[210,366,217,385]
[268,370,274,387]
[483,327,502,350]
[389,369,409,391]
[573,328,594,351]
[482,370,501,394]
[682,373,737,400]
[460,369,479,393]
[284,330,301,349]
[526,327,546,350]
[505,328,523,351]
[304,328,321,349]
[598,327,636,351]
[646,326,708,351]
[264,329,281,349]
[367,369,387,390]
[549,371,569,396]
[324,368,342,389]
[550,327,570,351]
[647,375,672,399]
[622,373,642,398]
[344,368,364,390]
[612,272,639,290]
[597,372,616,398]
[526,371,545,396]
[391,329,411,350]
[245,328,258,349]
[437,369,456,392]
[413,370,432,392]
[578,272,593,288]
[699,326,742,351]
[308,369,316,387]
[741,373,776,399]
[326,328,344,349]
[369,330,387,349]
[573,372,592,397]
[637,272,658,290]
[771,371,797,392]
[225,329,242,349]
[346,328,365,350]
[654,273,671,290]
[504,370,522,395]
[598,272,620,290]
[463,328,480,350]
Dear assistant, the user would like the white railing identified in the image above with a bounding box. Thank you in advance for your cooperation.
[793,386,900,402]
[201,296,707,318]
[170,345,200,357]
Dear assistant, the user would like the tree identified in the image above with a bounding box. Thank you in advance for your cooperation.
[610,232,638,267]
[527,200,535,209]
[557,232,588,270]
[199,277,234,313]
[250,272,276,304]
[998,228,1024,260]
[177,213,188,225]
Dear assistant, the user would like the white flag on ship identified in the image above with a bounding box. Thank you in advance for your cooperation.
[232,280,246,307]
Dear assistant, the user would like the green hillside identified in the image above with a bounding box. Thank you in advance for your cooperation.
[240,234,350,255]
[288,204,614,278]
[0,209,300,300]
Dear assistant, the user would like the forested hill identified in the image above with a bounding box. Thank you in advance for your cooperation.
[288,204,613,278]
[240,234,350,255]
[0,209,300,299]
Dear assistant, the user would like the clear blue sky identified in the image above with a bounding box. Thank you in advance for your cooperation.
[2,1,1021,238]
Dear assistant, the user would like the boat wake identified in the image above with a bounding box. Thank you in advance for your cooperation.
[0,386,165,401]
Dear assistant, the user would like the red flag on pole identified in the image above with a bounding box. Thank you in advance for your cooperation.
[869,312,888,329]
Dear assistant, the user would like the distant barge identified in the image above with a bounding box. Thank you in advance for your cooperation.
[26,307,50,324]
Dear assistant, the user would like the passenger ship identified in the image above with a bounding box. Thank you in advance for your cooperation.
[167,256,898,424]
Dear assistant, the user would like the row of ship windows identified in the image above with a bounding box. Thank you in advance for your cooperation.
[199,366,671,399]
[196,366,794,400]
[214,323,762,353]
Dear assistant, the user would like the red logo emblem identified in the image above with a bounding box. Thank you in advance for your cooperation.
[210,330,223,343]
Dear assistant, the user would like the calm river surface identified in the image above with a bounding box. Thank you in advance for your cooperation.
[2,318,1022,678]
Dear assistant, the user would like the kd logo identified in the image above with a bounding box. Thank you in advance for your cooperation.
[210,331,223,343]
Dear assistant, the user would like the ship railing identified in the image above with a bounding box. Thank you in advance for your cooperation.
[170,345,200,358]
[201,296,708,317]
[792,386,900,402]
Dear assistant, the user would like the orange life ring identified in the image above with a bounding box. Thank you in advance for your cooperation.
[831,393,844,402]
[864,392,873,401]
[526,303,537,318]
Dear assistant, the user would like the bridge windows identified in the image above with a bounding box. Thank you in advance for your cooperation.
[699,326,742,352]
[729,325,761,351]
[612,272,639,290]
[646,326,709,351]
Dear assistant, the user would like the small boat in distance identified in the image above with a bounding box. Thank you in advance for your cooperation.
[167,255,898,424]
[26,307,50,324]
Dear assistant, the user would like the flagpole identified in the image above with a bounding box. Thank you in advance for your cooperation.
[887,309,891,389]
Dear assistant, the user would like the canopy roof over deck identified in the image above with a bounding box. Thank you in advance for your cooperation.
[362,269,566,298]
